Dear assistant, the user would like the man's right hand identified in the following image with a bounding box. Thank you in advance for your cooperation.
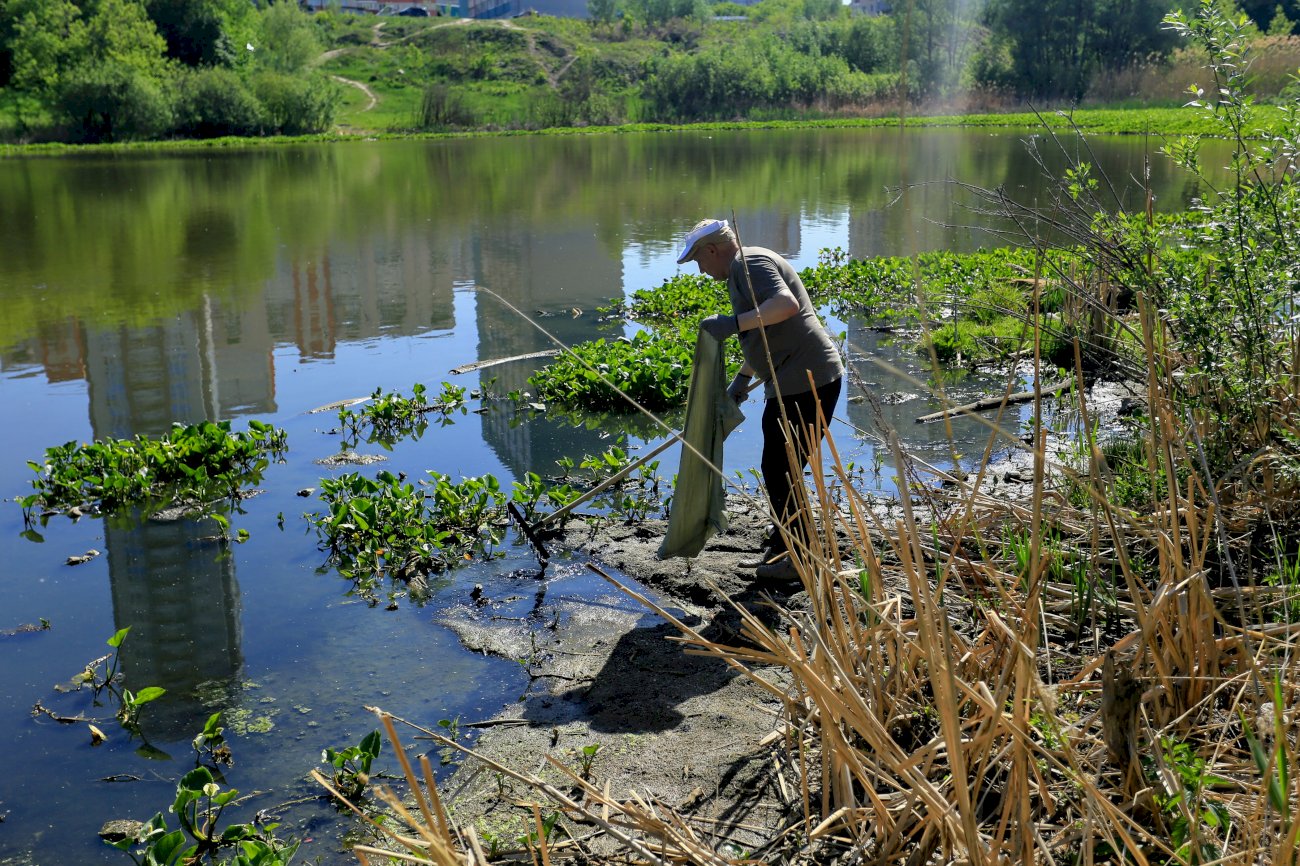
[727,373,752,404]
[700,314,739,340]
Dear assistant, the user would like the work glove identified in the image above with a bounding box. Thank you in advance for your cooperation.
[699,313,739,341]
[727,372,752,405]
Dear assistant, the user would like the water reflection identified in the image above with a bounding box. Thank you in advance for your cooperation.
[0,129,1227,862]
[104,511,243,742]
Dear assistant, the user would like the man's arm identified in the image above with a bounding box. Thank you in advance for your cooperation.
[737,289,799,332]
[734,256,799,332]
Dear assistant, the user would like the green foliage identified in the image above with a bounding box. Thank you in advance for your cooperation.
[249,71,338,135]
[322,730,381,798]
[172,67,264,138]
[21,420,288,520]
[254,0,321,75]
[574,742,602,779]
[529,330,695,412]
[106,766,300,865]
[1150,737,1233,865]
[145,0,239,67]
[976,0,1179,100]
[639,32,890,121]
[308,469,508,592]
[118,686,167,732]
[1240,676,1292,819]
[802,245,1046,322]
[193,712,234,768]
[924,315,1056,366]
[57,60,173,142]
[335,383,467,447]
[413,83,476,130]
[1155,1,1300,468]
[2,0,87,96]
[588,0,619,25]
[609,273,729,327]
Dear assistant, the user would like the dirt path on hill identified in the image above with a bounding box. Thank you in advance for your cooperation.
[331,75,378,113]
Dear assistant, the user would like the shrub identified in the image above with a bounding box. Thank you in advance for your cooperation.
[413,83,476,130]
[172,67,263,138]
[57,62,173,143]
[251,71,338,134]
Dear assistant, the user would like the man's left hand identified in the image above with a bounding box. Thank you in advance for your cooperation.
[700,314,739,340]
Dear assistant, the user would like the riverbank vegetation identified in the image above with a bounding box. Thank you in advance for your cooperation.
[16,2,1297,862]
[311,6,1300,863]
[5,0,1300,144]
[530,244,1069,409]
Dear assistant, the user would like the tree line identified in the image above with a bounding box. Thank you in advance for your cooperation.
[620,0,1297,111]
[0,0,338,141]
[2,0,1297,142]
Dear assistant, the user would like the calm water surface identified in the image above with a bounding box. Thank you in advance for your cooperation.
[0,127,1217,864]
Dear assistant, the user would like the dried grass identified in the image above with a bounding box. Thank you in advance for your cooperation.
[1086,37,1300,105]
[329,286,1300,864]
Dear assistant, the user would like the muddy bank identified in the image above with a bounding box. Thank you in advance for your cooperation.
[432,378,1143,855]
[436,499,801,855]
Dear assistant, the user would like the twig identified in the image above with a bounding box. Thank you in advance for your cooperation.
[449,349,560,375]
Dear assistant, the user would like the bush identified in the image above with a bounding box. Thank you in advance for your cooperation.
[57,62,173,143]
[172,67,263,138]
[251,71,338,134]
[413,83,476,130]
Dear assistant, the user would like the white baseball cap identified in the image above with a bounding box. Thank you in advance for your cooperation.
[676,219,730,264]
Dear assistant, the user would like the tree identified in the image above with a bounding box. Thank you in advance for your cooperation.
[1236,0,1299,28]
[81,0,169,78]
[2,0,87,96]
[1266,3,1294,33]
[145,0,233,66]
[588,0,619,25]
[255,0,321,74]
[842,14,898,74]
[900,0,983,98]
[58,59,172,141]
[979,0,1176,100]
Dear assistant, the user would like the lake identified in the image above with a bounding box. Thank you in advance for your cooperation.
[0,126,1218,864]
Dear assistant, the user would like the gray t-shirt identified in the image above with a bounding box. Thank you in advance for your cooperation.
[727,246,843,399]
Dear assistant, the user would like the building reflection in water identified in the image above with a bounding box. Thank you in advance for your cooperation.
[70,230,457,741]
[473,213,799,482]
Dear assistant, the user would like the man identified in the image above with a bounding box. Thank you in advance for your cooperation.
[677,218,843,582]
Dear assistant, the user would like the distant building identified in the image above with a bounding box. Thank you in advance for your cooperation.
[303,0,597,18]
[302,0,459,17]
[848,0,890,13]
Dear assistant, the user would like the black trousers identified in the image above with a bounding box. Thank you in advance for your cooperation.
[760,376,841,554]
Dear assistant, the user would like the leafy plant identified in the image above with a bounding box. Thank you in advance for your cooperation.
[1151,737,1233,865]
[106,766,299,865]
[118,687,167,733]
[322,730,382,799]
[529,331,695,412]
[21,420,287,523]
[193,712,233,768]
[335,383,468,447]
[574,742,602,780]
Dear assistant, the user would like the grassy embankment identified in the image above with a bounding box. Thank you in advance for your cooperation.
[6,5,1300,156]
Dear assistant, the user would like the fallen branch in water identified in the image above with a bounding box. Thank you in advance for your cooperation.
[914,378,1071,423]
[450,349,560,375]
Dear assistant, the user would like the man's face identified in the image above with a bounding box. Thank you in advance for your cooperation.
[693,243,730,281]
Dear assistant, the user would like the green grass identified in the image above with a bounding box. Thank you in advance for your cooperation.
[3,102,1292,159]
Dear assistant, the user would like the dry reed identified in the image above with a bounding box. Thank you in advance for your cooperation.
[327,228,1300,866]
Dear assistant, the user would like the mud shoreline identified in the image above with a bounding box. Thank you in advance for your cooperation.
[432,379,1143,857]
